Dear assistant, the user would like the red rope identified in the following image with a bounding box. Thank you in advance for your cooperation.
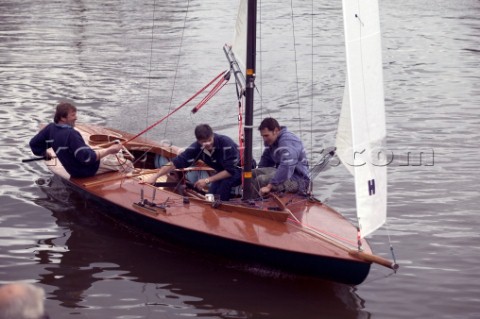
[237,99,245,185]
[191,71,229,113]
[237,99,245,167]
[123,70,229,145]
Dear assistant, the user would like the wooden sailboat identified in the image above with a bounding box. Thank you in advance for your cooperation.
[29,0,398,285]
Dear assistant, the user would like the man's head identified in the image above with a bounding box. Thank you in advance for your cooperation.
[258,117,281,146]
[0,282,47,319]
[54,102,77,127]
[195,124,214,151]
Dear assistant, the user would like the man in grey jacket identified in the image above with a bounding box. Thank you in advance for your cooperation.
[253,117,310,196]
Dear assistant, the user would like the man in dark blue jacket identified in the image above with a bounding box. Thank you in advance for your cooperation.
[253,117,310,196]
[144,124,241,201]
[29,102,130,178]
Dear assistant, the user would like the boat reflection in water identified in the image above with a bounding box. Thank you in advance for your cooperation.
[34,176,368,319]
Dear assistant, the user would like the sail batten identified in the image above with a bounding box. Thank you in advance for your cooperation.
[337,0,387,238]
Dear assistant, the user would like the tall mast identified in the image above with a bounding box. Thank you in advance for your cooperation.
[242,0,257,201]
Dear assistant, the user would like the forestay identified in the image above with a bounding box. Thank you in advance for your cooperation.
[336,0,387,238]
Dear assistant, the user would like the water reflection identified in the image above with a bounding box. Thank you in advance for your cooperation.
[4,0,478,316]
[33,176,367,318]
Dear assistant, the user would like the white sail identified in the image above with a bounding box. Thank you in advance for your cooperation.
[336,0,387,238]
[232,0,248,71]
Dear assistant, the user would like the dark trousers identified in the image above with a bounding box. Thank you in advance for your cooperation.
[208,169,242,201]
[252,167,301,193]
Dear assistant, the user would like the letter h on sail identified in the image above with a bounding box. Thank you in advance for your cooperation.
[368,179,376,196]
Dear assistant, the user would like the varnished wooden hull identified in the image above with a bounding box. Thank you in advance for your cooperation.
[43,124,373,285]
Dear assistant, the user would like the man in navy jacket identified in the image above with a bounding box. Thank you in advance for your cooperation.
[144,124,241,201]
[29,102,130,178]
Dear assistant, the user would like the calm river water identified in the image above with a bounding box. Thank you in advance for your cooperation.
[1,0,479,318]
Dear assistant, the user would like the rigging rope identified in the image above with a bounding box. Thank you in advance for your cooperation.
[310,0,314,164]
[162,0,191,138]
[145,0,158,132]
[385,222,398,267]
[191,72,230,113]
[289,0,303,140]
[123,70,229,145]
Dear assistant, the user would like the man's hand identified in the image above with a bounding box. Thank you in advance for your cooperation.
[194,178,210,191]
[138,163,175,185]
[139,174,159,185]
[107,143,123,155]
[259,183,273,196]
